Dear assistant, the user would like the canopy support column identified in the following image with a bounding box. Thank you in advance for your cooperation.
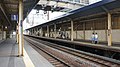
[18,0,24,56]
[41,27,43,37]
[47,26,49,37]
[54,24,57,39]
[71,20,74,41]
[107,13,112,46]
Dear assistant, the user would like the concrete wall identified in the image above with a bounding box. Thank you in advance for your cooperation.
[77,31,84,39]
[85,31,92,40]
[63,29,120,42]
[73,31,76,39]
[112,29,120,42]
[84,30,107,41]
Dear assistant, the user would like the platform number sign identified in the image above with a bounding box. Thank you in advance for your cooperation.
[11,14,18,21]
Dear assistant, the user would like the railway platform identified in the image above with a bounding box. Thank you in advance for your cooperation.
[27,35,120,52]
[55,38,120,47]
[0,38,54,67]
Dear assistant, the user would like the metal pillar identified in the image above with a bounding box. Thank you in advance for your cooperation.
[32,29,34,35]
[36,28,38,35]
[76,29,77,39]
[71,20,74,41]
[16,24,19,43]
[31,29,33,35]
[107,13,112,46]
[38,28,39,36]
[47,11,49,20]
[3,31,6,40]
[34,29,36,36]
[30,30,31,35]
[41,27,43,37]
[75,22,77,39]
[32,29,33,35]
[33,28,35,36]
[35,29,37,35]
[1,26,3,40]
[34,29,36,35]
[83,23,85,40]
[18,0,23,56]
[33,29,35,35]
[54,24,57,39]
[37,28,39,36]
[47,26,49,37]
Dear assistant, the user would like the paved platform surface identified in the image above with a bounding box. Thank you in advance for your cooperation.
[0,39,4,43]
[0,38,54,67]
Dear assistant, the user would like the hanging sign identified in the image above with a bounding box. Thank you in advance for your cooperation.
[11,14,18,21]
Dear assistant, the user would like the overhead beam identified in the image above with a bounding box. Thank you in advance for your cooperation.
[0,4,11,26]
[5,6,18,10]
[3,1,18,5]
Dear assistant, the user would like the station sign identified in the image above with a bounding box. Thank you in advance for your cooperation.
[11,14,18,21]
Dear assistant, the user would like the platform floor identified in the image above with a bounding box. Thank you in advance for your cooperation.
[0,39,4,43]
[0,38,54,67]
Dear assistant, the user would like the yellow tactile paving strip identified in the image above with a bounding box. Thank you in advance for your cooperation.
[23,48,35,67]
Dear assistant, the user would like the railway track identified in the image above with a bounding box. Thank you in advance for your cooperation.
[25,36,120,67]
[26,38,70,67]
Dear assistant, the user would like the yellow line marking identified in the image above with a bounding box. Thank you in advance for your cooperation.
[23,48,35,67]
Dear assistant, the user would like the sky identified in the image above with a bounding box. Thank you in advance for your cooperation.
[23,0,101,30]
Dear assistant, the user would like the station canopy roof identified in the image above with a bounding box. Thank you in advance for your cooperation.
[0,0,39,30]
[34,0,88,12]
[26,0,120,30]
[0,0,88,31]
